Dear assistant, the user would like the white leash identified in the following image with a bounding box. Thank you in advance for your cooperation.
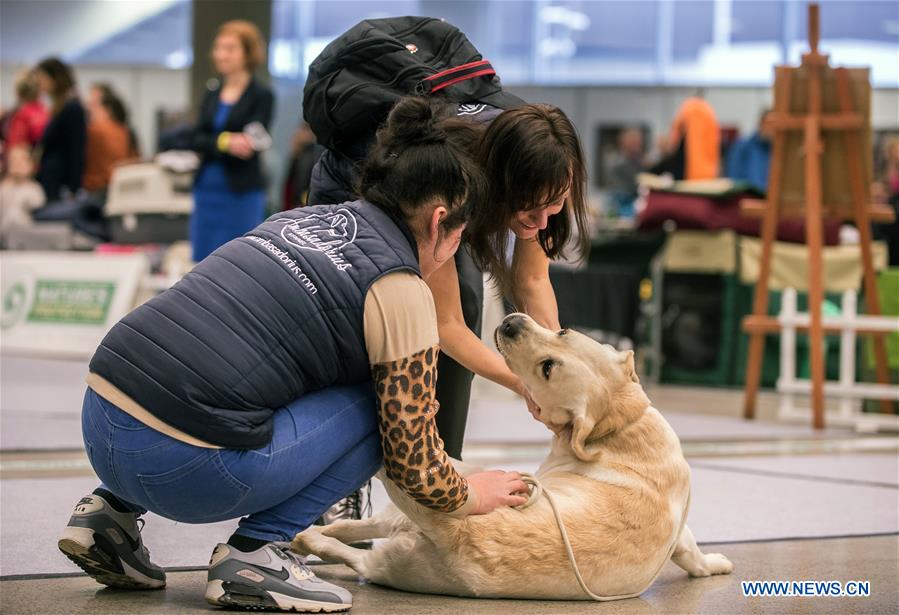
[515,473,691,602]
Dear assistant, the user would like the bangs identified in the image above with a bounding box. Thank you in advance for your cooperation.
[509,148,572,211]
[532,175,572,210]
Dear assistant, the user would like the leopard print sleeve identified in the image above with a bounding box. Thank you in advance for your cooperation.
[371,345,471,514]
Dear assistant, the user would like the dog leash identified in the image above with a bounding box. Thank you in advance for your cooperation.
[515,473,691,602]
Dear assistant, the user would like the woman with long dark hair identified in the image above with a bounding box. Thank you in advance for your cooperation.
[310,102,590,460]
[34,57,86,201]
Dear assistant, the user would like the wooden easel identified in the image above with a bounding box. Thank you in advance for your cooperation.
[740,3,895,429]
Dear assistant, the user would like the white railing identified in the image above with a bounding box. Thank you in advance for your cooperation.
[777,287,899,433]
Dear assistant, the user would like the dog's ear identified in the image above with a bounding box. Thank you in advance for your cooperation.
[570,414,603,461]
[619,350,639,384]
[570,412,618,461]
[569,385,611,461]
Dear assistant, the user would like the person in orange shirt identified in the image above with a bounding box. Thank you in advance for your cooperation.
[667,94,720,181]
[83,84,138,195]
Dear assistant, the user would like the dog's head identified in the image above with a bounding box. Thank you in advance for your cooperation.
[495,313,650,461]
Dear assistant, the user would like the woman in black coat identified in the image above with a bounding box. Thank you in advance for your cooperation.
[190,20,274,262]
[34,58,86,201]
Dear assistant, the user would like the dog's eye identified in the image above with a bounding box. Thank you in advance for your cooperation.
[558,329,569,336]
[541,359,555,379]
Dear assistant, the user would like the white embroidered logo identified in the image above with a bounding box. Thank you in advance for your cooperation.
[457,103,487,116]
[275,208,357,272]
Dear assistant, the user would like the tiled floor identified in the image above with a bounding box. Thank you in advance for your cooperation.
[3,536,897,614]
[1,355,897,614]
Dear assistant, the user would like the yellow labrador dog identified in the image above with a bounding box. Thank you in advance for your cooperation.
[293,314,733,599]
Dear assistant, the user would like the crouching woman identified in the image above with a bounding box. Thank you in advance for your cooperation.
[57,98,528,613]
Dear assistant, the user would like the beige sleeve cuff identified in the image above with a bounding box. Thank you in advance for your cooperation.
[364,271,439,364]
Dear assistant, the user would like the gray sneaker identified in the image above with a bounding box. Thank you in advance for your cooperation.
[315,481,372,550]
[58,494,166,589]
[205,542,352,612]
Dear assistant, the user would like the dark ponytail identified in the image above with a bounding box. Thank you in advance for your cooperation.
[359,97,486,232]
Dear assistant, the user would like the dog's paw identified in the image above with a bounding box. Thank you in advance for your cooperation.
[704,553,734,576]
[291,528,323,556]
[686,552,734,577]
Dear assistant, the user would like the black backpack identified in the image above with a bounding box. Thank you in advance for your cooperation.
[303,16,524,161]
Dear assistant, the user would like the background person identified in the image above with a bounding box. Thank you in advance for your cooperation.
[34,57,86,201]
[726,108,773,193]
[0,145,45,246]
[190,20,274,262]
[281,121,323,210]
[0,70,48,173]
[83,83,138,197]
[664,93,720,181]
[605,126,647,210]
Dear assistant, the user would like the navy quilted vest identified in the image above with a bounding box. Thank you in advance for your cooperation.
[89,201,420,448]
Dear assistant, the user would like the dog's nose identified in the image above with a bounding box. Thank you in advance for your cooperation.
[500,314,526,339]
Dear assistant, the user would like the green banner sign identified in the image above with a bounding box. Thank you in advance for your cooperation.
[26,281,116,325]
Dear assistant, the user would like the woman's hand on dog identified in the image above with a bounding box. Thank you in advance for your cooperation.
[522,388,566,435]
[467,470,529,514]
[515,379,545,425]
[522,389,542,423]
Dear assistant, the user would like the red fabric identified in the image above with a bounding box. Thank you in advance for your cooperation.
[428,69,496,93]
[6,101,49,149]
[638,190,841,245]
[424,60,492,81]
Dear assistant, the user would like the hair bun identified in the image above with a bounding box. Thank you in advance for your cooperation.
[384,97,445,145]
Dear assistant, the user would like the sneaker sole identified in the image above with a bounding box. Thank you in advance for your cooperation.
[205,579,351,612]
[58,527,165,590]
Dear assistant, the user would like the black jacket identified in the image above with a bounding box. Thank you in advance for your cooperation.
[192,77,274,193]
[37,98,87,201]
[307,102,505,207]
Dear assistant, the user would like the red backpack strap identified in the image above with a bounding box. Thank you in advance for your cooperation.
[415,60,497,95]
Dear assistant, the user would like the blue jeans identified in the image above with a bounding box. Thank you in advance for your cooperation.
[81,384,382,542]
